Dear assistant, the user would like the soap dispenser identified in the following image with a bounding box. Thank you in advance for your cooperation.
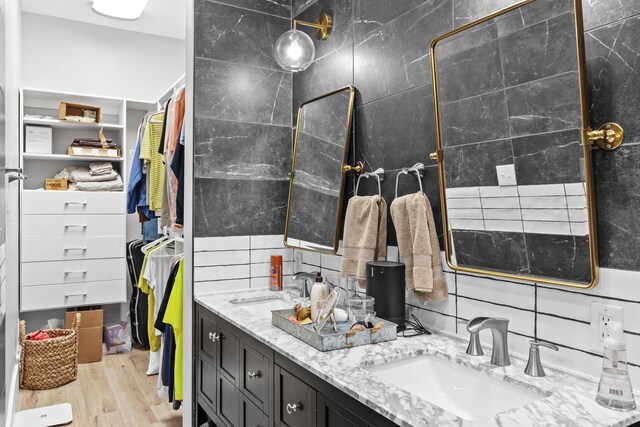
[596,321,636,411]
[310,272,328,322]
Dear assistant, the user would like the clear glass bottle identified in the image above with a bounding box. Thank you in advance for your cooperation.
[596,321,636,411]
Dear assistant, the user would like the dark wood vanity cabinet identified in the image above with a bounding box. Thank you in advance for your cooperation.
[196,303,398,427]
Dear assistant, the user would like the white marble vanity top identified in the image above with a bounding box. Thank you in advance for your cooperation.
[195,288,640,427]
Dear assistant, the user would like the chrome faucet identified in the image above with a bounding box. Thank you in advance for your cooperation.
[524,340,559,377]
[291,272,317,298]
[466,317,511,366]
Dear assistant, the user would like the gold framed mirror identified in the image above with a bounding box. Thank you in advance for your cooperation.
[430,0,600,289]
[284,86,356,254]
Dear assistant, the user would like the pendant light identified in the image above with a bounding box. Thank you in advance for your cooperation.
[274,13,332,72]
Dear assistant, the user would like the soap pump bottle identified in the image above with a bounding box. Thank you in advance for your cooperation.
[310,272,328,322]
[596,321,636,411]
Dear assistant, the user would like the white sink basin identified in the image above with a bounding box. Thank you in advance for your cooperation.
[365,354,547,421]
[230,296,294,317]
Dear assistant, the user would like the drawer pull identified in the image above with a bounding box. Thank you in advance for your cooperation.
[286,403,301,414]
[64,247,87,252]
[209,332,220,342]
[64,292,88,297]
[64,270,87,275]
[64,224,87,229]
[64,201,87,206]
[247,371,260,380]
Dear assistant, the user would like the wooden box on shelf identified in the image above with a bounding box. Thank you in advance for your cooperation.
[59,102,101,123]
[67,146,121,158]
[45,178,68,191]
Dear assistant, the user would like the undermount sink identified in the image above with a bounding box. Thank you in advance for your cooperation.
[230,296,294,317]
[365,354,548,421]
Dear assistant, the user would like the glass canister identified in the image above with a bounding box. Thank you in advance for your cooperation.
[596,321,636,411]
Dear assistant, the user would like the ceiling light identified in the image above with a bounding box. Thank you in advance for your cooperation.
[274,12,332,72]
[92,0,149,21]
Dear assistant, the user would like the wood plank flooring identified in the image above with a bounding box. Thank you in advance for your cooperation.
[17,346,182,427]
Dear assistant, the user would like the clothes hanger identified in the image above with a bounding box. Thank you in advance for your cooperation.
[355,168,385,197]
[141,231,171,254]
[395,163,425,198]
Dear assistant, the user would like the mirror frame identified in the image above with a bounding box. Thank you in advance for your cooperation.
[283,85,356,255]
[429,0,599,289]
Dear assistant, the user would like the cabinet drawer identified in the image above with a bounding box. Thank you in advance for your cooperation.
[21,279,126,311]
[199,311,218,363]
[218,374,240,427]
[241,341,270,413]
[276,366,316,427]
[219,323,240,384]
[198,357,217,413]
[242,396,268,427]
[22,214,125,239]
[22,191,124,215]
[22,236,125,262]
[22,258,125,287]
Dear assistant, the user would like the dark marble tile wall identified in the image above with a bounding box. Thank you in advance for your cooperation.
[194,0,292,237]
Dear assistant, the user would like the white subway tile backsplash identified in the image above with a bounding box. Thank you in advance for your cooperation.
[446,197,482,209]
[567,195,587,208]
[450,219,485,231]
[519,196,567,209]
[457,274,534,310]
[448,208,483,219]
[250,234,286,249]
[479,186,519,198]
[406,288,456,316]
[537,314,590,353]
[483,219,523,233]
[195,264,250,282]
[302,250,322,267]
[251,248,293,263]
[523,220,572,235]
[457,297,534,336]
[517,184,565,197]
[481,196,520,209]
[408,305,457,335]
[568,208,588,222]
[564,183,586,196]
[447,187,480,198]
[321,252,342,271]
[194,250,249,267]
[194,236,250,251]
[194,279,251,296]
[521,208,569,222]
[570,222,589,236]
[482,208,522,220]
[250,261,294,278]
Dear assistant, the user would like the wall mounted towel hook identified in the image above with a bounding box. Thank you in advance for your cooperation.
[355,167,385,197]
[395,163,425,198]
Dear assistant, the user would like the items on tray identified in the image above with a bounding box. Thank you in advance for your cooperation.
[53,162,123,192]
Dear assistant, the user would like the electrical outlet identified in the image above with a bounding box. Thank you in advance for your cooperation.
[590,303,624,352]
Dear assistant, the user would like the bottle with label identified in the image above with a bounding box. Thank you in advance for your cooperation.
[596,321,636,411]
[270,255,283,291]
[310,272,328,322]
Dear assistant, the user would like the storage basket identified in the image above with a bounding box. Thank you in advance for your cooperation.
[19,313,81,390]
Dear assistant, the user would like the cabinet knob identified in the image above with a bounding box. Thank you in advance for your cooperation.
[247,371,260,380]
[209,332,220,342]
[286,403,301,414]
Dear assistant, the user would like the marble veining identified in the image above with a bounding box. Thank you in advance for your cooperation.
[196,288,640,427]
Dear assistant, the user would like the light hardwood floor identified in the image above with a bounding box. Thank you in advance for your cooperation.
[18,346,183,427]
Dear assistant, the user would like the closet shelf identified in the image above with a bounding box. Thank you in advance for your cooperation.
[23,117,124,130]
[23,153,124,162]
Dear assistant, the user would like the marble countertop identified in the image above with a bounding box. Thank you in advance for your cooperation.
[195,288,640,427]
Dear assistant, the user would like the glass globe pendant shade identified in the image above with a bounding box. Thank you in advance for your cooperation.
[274,30,315,72]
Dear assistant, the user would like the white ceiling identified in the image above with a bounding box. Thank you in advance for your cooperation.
[21,0,186,40]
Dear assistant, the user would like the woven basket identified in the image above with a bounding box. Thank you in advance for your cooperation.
[19,313,81,390]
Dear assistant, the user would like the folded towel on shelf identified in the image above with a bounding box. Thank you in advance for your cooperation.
[89,162,114,176]
[390,192,447,301]
[340,195,387,288]
[54,166,117,183]
[71,138,118,149]
[72,174,124,192]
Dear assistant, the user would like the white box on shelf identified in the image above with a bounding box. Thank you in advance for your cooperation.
[25,125,52,154]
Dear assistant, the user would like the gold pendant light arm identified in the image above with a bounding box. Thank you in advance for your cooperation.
[292,12,332,40]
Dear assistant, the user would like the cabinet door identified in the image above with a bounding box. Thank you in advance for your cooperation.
[218,323,240,385]
[317,394,367,427]
[275,365,316,427]
[199,310,218,364]
[240,341,270,414]
[198,357,217,413]
[241,396,269,427]
[217,373,240,427]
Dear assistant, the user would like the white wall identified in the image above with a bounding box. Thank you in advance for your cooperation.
[21,12,185,102]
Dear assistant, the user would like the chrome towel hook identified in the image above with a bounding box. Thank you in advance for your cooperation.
[355,167,385,197]
[395,163,425,198]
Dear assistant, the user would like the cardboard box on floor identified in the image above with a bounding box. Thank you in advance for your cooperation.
[66,308,103,363]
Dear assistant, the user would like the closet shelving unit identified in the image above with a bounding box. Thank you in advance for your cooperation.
[19,88,128,312]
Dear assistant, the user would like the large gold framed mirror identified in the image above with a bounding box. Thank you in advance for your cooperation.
[430,0,602,289]
[284,86,356,254]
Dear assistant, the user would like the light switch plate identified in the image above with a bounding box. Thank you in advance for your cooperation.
[590,302,624,352]
[496,164,517,186]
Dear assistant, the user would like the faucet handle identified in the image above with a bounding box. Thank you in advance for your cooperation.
[525,340,559,377]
